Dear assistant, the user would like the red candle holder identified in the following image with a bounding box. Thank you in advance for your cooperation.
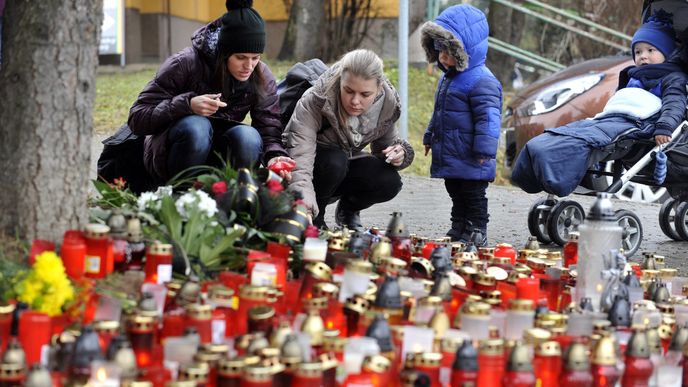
[240,365,273,387]
[126,314,156,368]
[292,362,323,387]
[0,305,14,355]
[477,339,505,387]
[563,233,579,268]
[411,352,442,387]
[516,277,540,303]
[28,239,56,265]
[236,285,271,336]
[218,358,244,387]
[61,231,86,280]
[540,277,562,312]
[494,243,517,265]
[0,362,25,386]
[390,237,413,263]
[186,304,212,344]
[144,242,173,284]
[83,224,114,279]
[18,311,52,367]
[93,320,120,354]
[533,341,562,387]
[161,308,186,341]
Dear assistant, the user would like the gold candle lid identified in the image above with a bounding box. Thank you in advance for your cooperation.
[147,242,173,256]
[480,290,502,306]
[84,223,110,239]
[295,361,323,378]
[479,338,504,356]
[208,285,235,304]
[461,301,491,316]
[380,257,408,273]
[178,362,210,381]
[413,352,443,367]
[249,305,276,321]
[660,268,677,279]
[186,303,212,320]
[313,282,339,299]
[472,272,496,287]
[535,341,562,357]
[642,270,660,279]
[300,311,325,346]
[418,295,443,308]
[513,263,533,276]
[344,295,369,314]
[242,365,275,382]
[546,251,562,261]
[127,314,155,332]
[523,328,552,346]
[93,320,120,333]
[362,354,391,373]
[508,299,534,312]
[526,257,547,271]
[302,297,328,311]
[346,259,374,274]
[239,285,271,301]
[328,237,346,251]
[591,336,617,366]
[490,256,512,266]
[305,262,333,281]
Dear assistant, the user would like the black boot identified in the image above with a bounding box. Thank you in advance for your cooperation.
[446,218,465,242]
[335,201,363,231]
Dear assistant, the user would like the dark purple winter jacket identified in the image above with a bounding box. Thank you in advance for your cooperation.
[128,18,287,181]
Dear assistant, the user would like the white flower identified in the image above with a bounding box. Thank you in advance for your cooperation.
[137,192,158,212]
[155,185,173,197]
[175,189,218,219]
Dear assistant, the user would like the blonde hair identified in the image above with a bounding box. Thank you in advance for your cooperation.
[327,49,385,122]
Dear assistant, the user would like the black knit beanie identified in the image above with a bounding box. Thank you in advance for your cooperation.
[218,0,266,56]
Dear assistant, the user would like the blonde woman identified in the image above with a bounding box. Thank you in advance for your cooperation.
[283,49,415,229]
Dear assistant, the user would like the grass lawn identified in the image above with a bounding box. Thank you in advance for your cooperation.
[94,60,510,183]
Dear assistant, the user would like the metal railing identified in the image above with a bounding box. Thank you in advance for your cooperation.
[426,0,632,73]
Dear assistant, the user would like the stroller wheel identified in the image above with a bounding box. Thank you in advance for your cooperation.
[527,197,556,244]
[616,209,643,257]
[674,202,688,241]
[659,198,682,241]
[546,200,585,246]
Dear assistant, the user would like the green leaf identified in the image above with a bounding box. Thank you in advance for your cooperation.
[158,196,182,243]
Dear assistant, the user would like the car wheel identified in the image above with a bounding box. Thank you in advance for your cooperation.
[546,200,585,246]
[616,209,643,257]
[602,161,669,203]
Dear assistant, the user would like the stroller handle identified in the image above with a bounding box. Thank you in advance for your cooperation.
[607,121,688,194]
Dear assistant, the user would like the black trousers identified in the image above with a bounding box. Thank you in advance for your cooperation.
[312,145,402,225]
[444,178,489,233]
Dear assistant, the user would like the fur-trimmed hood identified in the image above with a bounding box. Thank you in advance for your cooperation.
[420,4,489,72]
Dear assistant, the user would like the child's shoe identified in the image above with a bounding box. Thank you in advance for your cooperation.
[445,220,466,242]
[468,228,488,247]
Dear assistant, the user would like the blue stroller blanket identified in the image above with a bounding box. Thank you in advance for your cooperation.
[512,114,654,197]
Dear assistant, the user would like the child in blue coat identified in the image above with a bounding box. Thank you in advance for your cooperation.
[421,4,503,245]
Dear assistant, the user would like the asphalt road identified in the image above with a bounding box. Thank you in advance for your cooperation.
[90,135,688,273]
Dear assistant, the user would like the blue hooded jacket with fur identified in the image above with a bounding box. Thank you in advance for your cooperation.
[421,4,503,180]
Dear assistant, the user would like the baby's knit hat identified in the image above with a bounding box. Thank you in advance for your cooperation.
[631,10,676,60]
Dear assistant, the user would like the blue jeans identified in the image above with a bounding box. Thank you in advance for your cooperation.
[166,116,262,178]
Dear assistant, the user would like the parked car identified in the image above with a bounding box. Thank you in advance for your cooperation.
[502,54,671,203]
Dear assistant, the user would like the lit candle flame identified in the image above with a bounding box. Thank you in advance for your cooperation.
[96,367,107,382]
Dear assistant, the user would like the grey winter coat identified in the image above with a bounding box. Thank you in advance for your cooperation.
[282,64,415,216]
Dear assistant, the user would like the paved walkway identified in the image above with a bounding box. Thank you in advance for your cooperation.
[90,135,688,272]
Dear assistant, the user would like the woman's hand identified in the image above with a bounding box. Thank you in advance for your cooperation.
[655,135,672,146]
[267,156,296,182]
[424,144,431,156]
[191,93,227,116]
[382,144,405,167]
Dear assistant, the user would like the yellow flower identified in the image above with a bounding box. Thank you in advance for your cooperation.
[15,251,74,316]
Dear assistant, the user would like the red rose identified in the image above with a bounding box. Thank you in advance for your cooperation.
[212,181,228,195]
[267,180,284,193]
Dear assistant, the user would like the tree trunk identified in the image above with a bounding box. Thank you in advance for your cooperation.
[294,0,326,61]
[277,0,298,61]
[0,0,102,242]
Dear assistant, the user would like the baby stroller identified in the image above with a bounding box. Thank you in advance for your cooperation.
[515,0,688,257]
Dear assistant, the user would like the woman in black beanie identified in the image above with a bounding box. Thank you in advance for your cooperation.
[128,0,294,184]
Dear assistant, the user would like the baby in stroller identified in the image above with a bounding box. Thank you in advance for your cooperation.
[512,10,688,199]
